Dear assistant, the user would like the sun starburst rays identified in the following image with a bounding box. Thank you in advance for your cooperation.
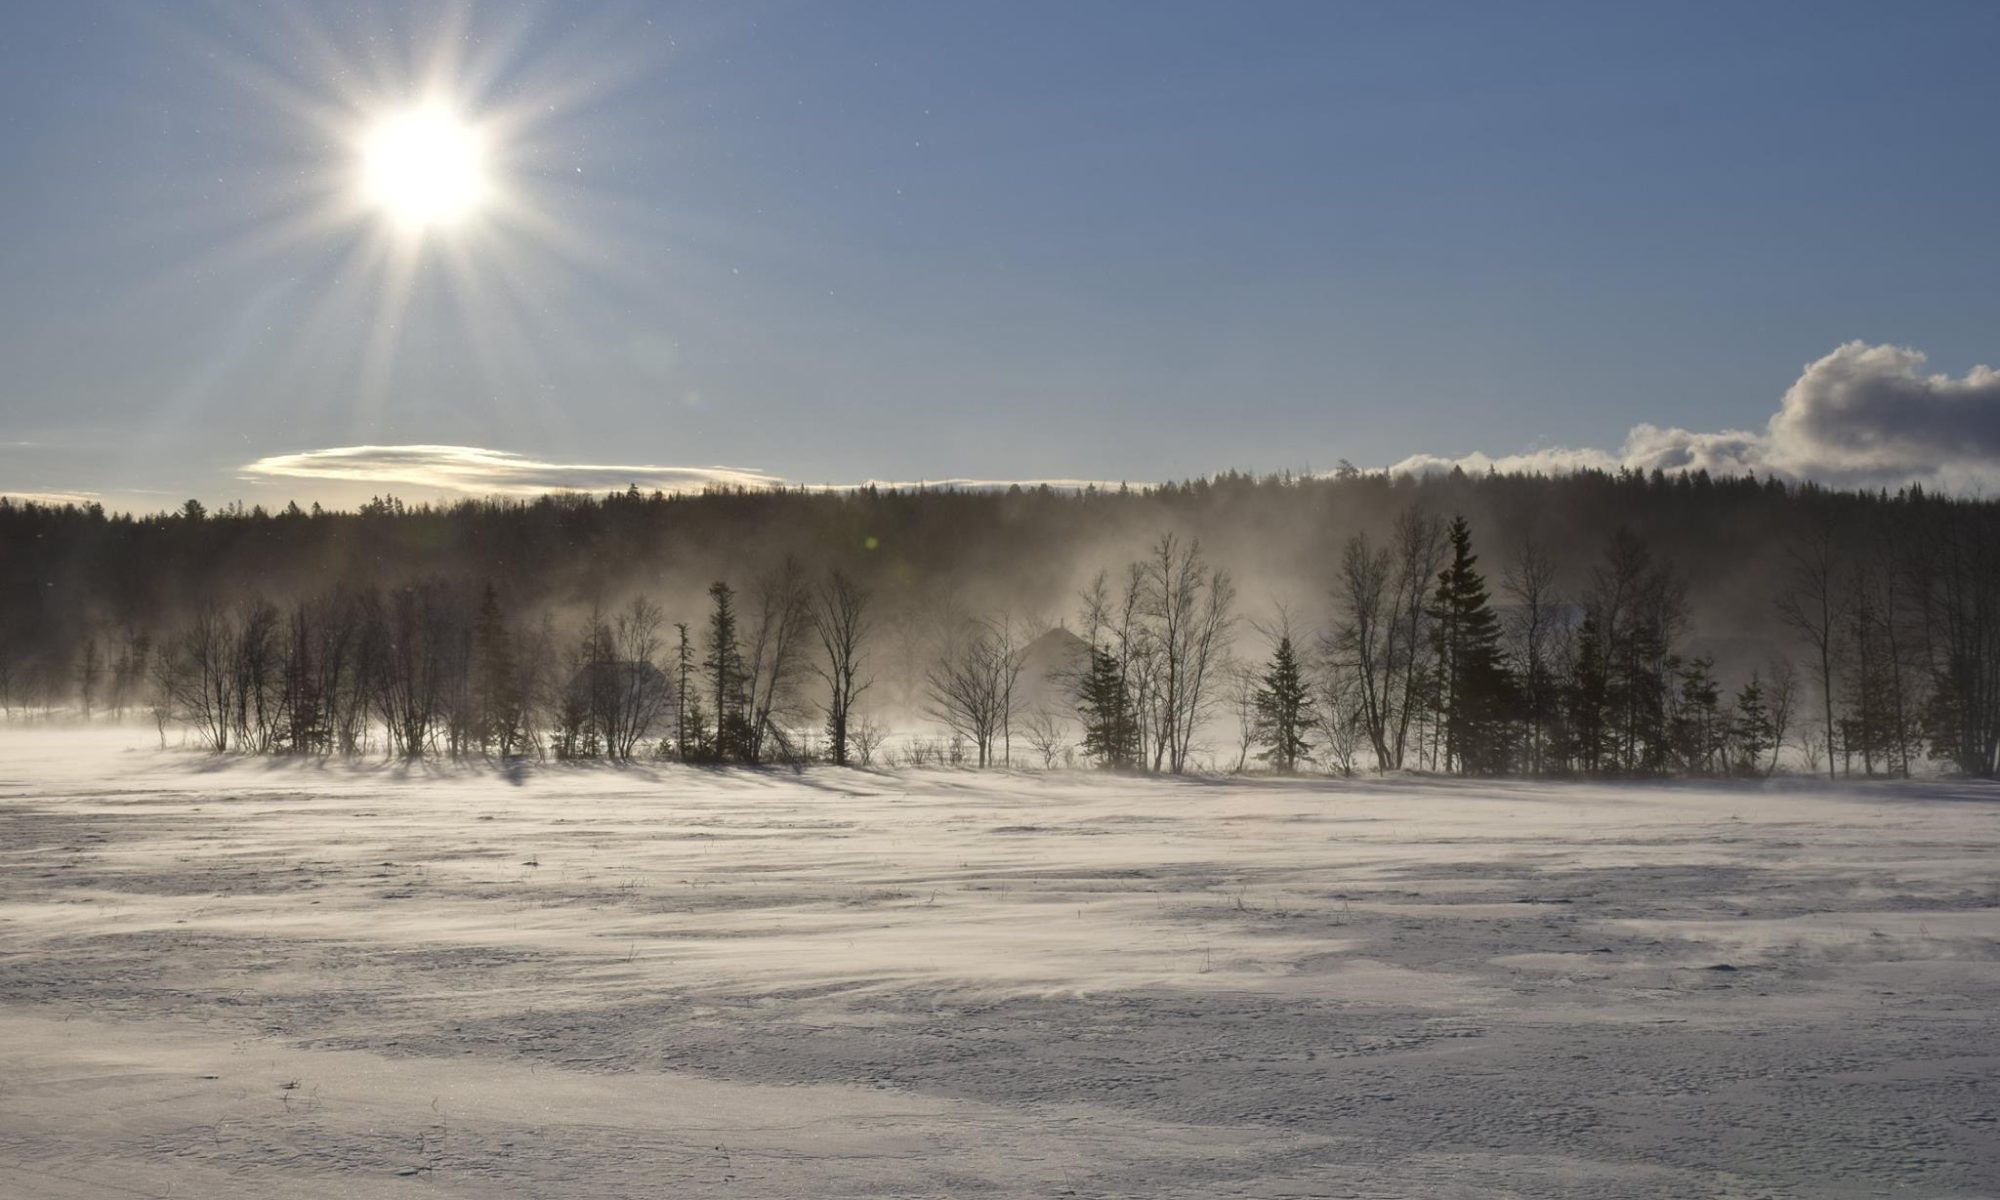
[359,104,490,230]
[130,1,663,452]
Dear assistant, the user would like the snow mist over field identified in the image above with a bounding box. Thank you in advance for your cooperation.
[3,728,1997,1197]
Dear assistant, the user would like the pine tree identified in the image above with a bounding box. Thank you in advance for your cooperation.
[1733,675,1775,776]
[1595,530,1684,775]
[680,691,713,760]
[1429,515,1513,774]
[1077,644,1139,769]
[1252,634,1316,772]
[1617,626,1672,774]
[1568,612,1612,774]
[671,621,696,760]
[471,583,523,757]
[1671,655,1722,774]
[76,634,101,720]
[703,582,749,761]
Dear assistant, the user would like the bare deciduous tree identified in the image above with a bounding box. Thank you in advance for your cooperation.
[1388,509,1446,769]
[851,718,888,767]
[147,636,182,748]
[1332,507,1443,772]
[1079,565,1158,769]
[1021,709,1070,769]
[1333,532,1394,770]
[1316,654,1365,777]
[1764,652,1798,776]
[1502,534,1561,776]
[1776,518,1843,781]
[924,614,1023,768]
[808,568,873,766]
[165,604,238,753]
[601,596,670,761]
[1139,534,1235,774]
[742,558,814,764]
[1228,661,1259,773]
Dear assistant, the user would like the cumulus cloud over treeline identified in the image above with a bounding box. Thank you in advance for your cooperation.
[1394,342,2000,489]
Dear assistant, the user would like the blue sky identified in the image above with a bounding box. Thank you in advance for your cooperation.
[3,1,1998,509]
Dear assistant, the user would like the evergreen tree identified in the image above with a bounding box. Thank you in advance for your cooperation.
[278,606,322,754]
[1567,613,1612,773]
[671,621,696,759]
[680,690,713,760]
[1670,655,1723,774]
[1840,568,1915,777]
[1252,634,1316,772]
[1077,644,1140,769]
[1429,515,1514,774]
[1595,530,1684,774]
[1615,625,1673,773]
[1732,675,1775,776]
[471,583,523,757]
[75,634,101,720]
[703,582,750,761]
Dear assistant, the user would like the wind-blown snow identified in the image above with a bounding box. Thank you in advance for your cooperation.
[2,728,1996,1196]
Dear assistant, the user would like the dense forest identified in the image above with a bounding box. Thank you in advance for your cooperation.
[4,467,1998,778]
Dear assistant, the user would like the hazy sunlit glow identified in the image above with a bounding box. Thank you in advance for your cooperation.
[361,105,489,229]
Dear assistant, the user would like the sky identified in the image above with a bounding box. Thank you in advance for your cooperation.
[2,0,1998,512]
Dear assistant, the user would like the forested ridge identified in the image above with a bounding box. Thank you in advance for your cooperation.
[4,467,1998,778]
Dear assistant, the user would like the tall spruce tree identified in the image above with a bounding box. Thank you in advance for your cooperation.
[1671,655,1723,775]
[1733,675,1775,776]
[1567,613,1611,773]
[471,582,523,757]
[1429,515,1513,774]
[1595,529,1684,774]
[1252,634,1316,772]
[671,621,697,759]
[1077,644,1140,769]
[703,581,750,761]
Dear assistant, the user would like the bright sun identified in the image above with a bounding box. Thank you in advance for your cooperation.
[361,105,489,229]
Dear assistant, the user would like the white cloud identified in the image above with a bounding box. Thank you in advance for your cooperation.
[241,445,785,496]
[1390,342,2000,490]
[835,477,1134,492]
[239,445,1136,499]
[0,490,101,507]
[1767,341,2000,484]
[1387,446,1622,478]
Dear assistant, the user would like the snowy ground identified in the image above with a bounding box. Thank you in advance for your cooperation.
[2,728,1997,1198]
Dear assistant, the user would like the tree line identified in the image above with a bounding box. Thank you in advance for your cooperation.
[9,468,2000,777]
[137,566,864,766]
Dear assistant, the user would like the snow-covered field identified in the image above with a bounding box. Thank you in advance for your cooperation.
[2,728,1997,1198]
